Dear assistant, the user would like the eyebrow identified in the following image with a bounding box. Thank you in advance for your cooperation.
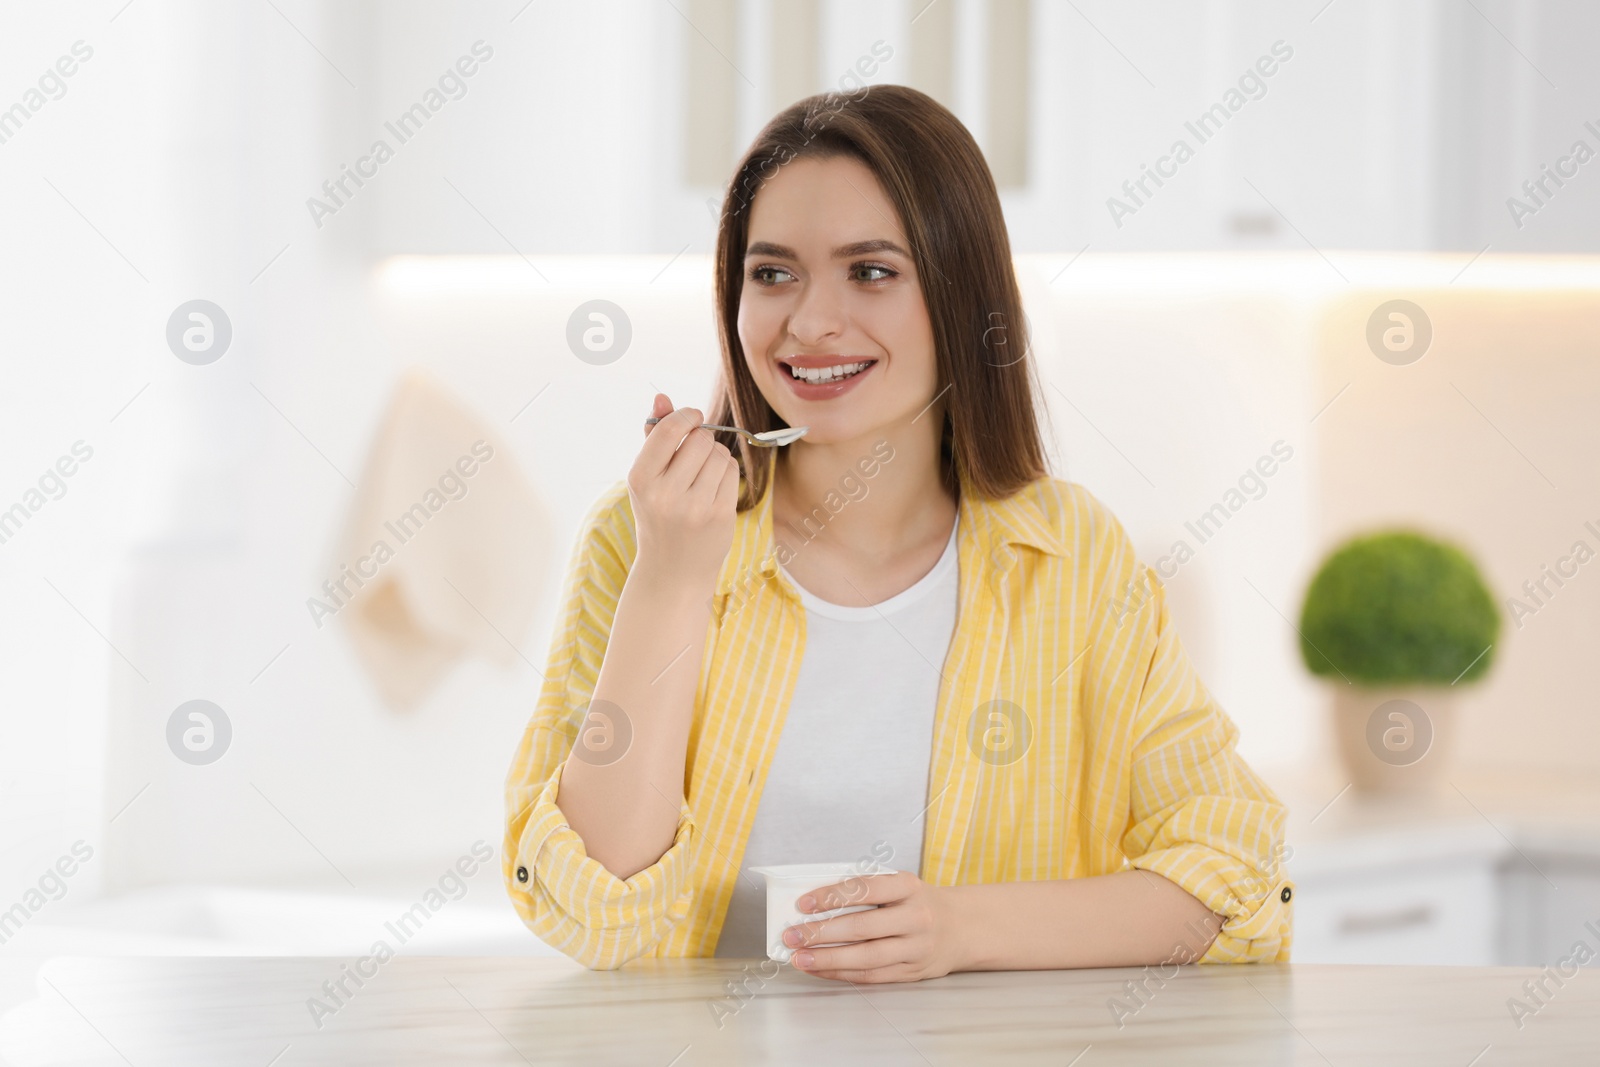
[744,238,911,260]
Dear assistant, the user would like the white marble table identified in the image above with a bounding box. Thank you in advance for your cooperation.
[1,955,1594,1065]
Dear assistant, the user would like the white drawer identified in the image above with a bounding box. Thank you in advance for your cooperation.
[1289,859,1498,965]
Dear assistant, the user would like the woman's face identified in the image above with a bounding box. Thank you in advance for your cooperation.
[737,154,939,447]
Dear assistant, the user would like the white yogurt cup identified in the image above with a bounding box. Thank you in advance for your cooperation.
[747,861,898,963]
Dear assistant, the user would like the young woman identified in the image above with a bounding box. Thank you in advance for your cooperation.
[504,85,1292,983]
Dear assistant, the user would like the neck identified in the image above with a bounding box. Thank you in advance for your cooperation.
[769,410,956,559]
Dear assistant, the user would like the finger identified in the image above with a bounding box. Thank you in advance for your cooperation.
[639,406,708,481]
[787,903,905,951]
[801,872,908,913]
[688,440,733,499]
[660,414,717,492]
[792,935,909,974]
[642,393,673,437]
[638,402,694,471]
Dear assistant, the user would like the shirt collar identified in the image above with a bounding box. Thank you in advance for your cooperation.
[713,451,1067,597]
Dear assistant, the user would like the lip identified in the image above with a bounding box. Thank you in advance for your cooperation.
[776,355,878,400]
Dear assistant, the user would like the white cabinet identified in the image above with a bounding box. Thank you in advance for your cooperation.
[1291,861,1498,965]
[1287,821,1503,966]
[1497,832,1600,967]
[1286,817,1600,967]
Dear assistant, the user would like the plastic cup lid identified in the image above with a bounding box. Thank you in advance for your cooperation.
[747,862,896,880]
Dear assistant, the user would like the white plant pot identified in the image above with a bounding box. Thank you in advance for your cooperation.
[1331,684,1456,795]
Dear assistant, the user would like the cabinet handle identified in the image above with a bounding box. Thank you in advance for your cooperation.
[1337,904,1435,935]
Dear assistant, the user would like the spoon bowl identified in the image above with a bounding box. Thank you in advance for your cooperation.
[645,417,809,448]
[751,426,809,447]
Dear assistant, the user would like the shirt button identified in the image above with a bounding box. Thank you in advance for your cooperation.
[1280,886,1292,903]
[516,866,529,884]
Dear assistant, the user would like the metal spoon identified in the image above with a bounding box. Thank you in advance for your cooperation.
[644,417,808,448]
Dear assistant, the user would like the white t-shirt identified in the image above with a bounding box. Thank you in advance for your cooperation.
[713,516,960,957]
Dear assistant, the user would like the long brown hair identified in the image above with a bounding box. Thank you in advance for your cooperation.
[709,83,1049,511]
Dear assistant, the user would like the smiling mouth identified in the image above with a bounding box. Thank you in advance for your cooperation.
[779,358,878,384]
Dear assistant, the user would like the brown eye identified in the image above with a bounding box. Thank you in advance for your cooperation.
[749,265,794,285]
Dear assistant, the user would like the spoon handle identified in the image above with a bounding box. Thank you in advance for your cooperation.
[644,416,731,431]
[644,416,750,440]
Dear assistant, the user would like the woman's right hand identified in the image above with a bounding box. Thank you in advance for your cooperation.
[626,393,741,592]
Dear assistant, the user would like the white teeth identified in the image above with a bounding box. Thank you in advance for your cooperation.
[788,361,870,383]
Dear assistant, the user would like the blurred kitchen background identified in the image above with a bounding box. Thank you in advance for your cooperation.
[2,0,1599,1006]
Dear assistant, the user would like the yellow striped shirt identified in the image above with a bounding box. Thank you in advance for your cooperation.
[503,463,1293,968]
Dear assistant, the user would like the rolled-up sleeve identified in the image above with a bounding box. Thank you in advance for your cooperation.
[1085,496,1294,964]
[502,482,700,969]
[1120,696,1295,963]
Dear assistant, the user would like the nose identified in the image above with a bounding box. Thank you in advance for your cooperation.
[786,276,846,347]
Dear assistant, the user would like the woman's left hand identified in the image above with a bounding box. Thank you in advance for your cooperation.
[783,871,968,984]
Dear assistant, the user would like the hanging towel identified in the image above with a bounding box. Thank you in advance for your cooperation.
[322,367,549,711]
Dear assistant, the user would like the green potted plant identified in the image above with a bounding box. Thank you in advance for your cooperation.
[1298,530,1500,794]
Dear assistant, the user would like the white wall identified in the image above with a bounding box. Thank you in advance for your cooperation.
[0,0,388,901]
